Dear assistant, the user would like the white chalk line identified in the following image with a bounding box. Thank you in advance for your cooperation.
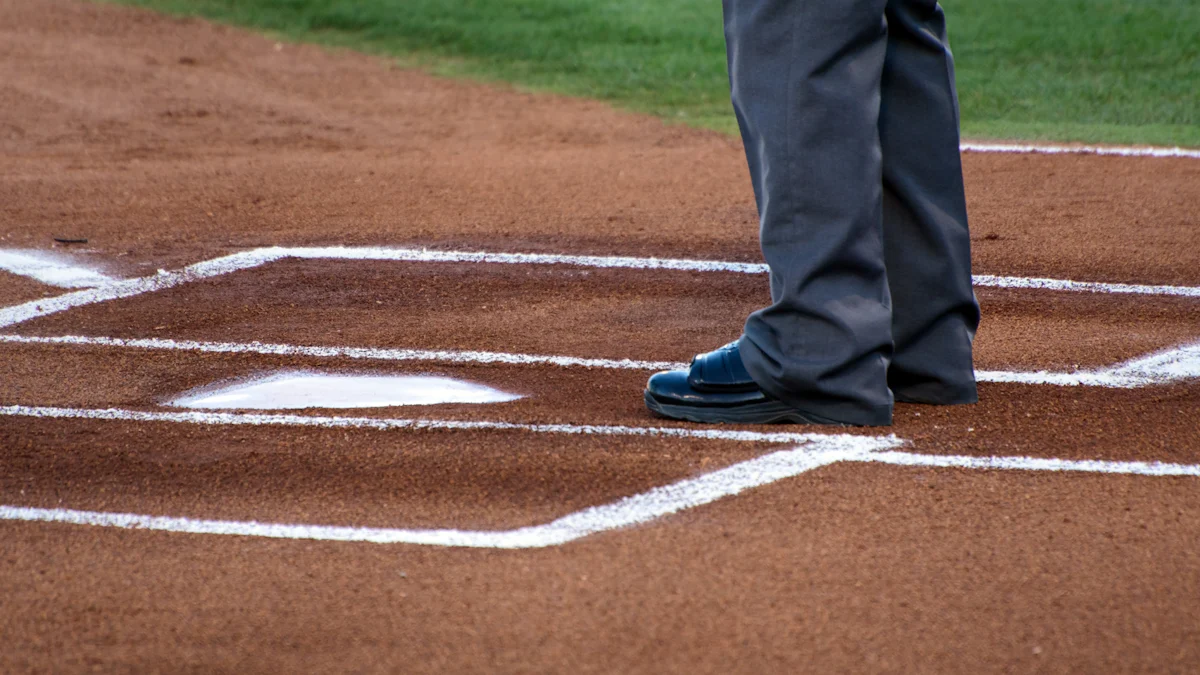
[0,246,1196,546]
[961,142,1200,160]
[0,442,881,549]
[0,250,116,289]
[0,405,895,548]
[0,404,882,446]
[975,340,1200,388]
[854,451,1200,477]
[0,249,286,329]
[972,274,1200,298]
[3,333,1198,388]
[3,440,1198,548]
[0,334,685,372]
[2,246,1198,330]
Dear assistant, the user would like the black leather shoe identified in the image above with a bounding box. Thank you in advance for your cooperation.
[643,342,844,425]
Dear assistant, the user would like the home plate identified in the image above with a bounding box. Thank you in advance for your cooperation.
[168,371,523,410]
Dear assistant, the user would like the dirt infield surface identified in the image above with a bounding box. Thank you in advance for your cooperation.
[2,0,1199,672]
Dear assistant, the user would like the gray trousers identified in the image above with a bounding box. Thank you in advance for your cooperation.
[726,0,980,426]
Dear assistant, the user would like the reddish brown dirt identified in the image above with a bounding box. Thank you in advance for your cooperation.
[2,0,1199,673]
[10,261,1200,369]
[0,270,65,306]
[3,344,1198,464]
[3,0,1199,282]
[0,414,779,530]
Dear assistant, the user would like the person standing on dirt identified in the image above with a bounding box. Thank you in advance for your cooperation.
[644,0,980,426]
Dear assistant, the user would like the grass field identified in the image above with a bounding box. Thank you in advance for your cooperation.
[111,0,1200,147]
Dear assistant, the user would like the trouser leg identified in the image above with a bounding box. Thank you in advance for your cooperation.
[725,0,894,426]
[879,0,980,403]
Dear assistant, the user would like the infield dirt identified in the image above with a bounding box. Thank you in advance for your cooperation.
[2,0,1199,672]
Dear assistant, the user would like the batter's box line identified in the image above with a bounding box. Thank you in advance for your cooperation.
[1,405,1198,549]
[1,333,1198,389]
[2,245,1199,331]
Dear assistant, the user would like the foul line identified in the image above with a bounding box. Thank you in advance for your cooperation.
[2,441,1197,548]
[961,142,1200,160]
[2,333,1197,388]
[2,246,1198,330]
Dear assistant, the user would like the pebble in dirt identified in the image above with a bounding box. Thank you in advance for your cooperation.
[169,371,523,409]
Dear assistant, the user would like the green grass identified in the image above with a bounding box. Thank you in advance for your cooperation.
[949,0,1199,146]
[111,0,1199,146]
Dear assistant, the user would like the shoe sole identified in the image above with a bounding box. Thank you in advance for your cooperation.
[643,391,845,426]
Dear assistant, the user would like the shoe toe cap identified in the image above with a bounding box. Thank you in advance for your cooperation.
[645,369,692,402]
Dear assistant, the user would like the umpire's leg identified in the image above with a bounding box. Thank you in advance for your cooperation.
[725,0,895,426]
[879,0,980,404]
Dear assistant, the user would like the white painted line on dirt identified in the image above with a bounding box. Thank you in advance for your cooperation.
[0,405,885,446]
[857,451,1200,477]
[279,245,769,274]
[2,246,1197,331]
[0,250,116,288]
[961,142,1200,160]
[4,334,1198,389]
[972,274,1200,298]
[976,341,1200,388]
[277,247,1200,297]
[0,334,686,371]
[0,246,762,329]
[1,246,1197,332]
[1108,341,1200,383]
[975,370,1131,387]
[0,442,877,548]
[0,249,287,329]
[4,441,1198,548]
